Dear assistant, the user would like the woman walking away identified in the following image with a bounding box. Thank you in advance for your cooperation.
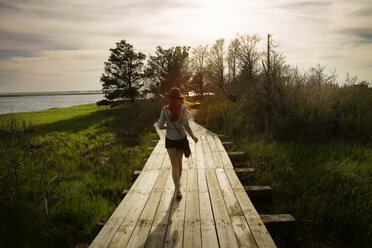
[158,87,198,200]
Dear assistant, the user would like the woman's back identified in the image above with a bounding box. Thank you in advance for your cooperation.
[159,104,189,140]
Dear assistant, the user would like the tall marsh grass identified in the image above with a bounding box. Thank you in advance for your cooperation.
[197,84,372,142]
[0,113,34,135]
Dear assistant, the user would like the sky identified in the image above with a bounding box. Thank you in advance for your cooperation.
[0,0,371,93]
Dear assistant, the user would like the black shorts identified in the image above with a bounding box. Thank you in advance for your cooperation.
[165,137,186,150]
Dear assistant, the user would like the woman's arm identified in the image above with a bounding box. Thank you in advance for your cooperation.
[184,124,198,143]
[182,105,198,142]
[158,107,166,129]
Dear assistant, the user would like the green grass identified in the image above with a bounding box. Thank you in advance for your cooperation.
[0,101,161,247]
[214,130,371,247]
[0,103,105,125]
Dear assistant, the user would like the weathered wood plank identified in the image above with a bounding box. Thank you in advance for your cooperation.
[106,143,167,248]
[128,154,172,248]
[202,135,239,248]
[125,169,170,248]
[202,136,215,169]
[145,169,174,248]
[132,170,141,183]
[211,134,276,247]
[206,135,224,169]
[244,186,273,201]
[107,169,162,248]
[224,168,277,248]
[90,142,166,248]
[183,168,201,248]
[196,137,219,248]
[215,168,258,248]
[205,168,240,248]
[163,165,188,248]
[233,162,250,168]
[212,135,234,169]
[184,140,201,248]
[260,214,296,224]
[228,152,245,162]
[234,168,255,174]
[207,135,258,248]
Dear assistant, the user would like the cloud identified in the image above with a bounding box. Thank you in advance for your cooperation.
[0,50,35,60]
[0,0,371,92]
[349,6,372,17]
[341,27,372,45]
[0,30,80,53]
[0,1,18,11]
[276,1,332,9]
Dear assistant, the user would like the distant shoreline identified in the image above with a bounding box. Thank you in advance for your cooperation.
[0,91,103,97]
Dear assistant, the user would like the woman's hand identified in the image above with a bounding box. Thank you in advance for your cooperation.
[192,136,198,143]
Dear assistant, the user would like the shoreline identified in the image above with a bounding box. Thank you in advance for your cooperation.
[0,92,103,97]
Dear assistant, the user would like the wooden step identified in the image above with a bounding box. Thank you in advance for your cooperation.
[244,185,272,200]
[221,141,233,146]
[233,162,250,168]
[260,214,296,224]
[234,167,255,174]
[217,134,226,138]
[260,214,296,239]
[151,139,159,143]
[147,147,154,151]
[122,189,129,196]
[228,151,245,162]
[131,170,141,183]
[96,217,109,226]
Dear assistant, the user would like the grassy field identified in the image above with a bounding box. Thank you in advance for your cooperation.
[1,97,370,247]
[0,101,161,247]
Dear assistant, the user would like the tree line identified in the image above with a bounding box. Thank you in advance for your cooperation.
[98,35,371,140]
[99,34,369,106]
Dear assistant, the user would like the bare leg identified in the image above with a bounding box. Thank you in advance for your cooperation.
[176,149,184,178]
[167,148,180,193]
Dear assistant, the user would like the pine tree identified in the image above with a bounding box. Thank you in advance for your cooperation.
[98,40,146,105]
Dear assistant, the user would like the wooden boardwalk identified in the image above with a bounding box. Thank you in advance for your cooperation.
[90,121,276,248]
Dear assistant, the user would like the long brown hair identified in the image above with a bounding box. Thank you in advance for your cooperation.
[168,97,184,121]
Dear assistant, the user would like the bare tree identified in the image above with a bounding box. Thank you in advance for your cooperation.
[261,34,287,137]
[345,72,358,86]
[227,38,239,84]
[207,38,225,85]
[191,45,208,72]
[309,64,334,86]
[236,33,261,82]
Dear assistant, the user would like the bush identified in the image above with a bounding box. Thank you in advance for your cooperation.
[199,82,372,142]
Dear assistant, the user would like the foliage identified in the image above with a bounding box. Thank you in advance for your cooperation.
[198,85,372,246]
[206,38,225,84]
[0,113,34,136]
[145,46,190,96]
[0,101,161,247]
[197,81,372,142]
[99,39,146,105]
[225,137,372,247]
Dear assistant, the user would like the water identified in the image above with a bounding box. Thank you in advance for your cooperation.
[0,92,104,115]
